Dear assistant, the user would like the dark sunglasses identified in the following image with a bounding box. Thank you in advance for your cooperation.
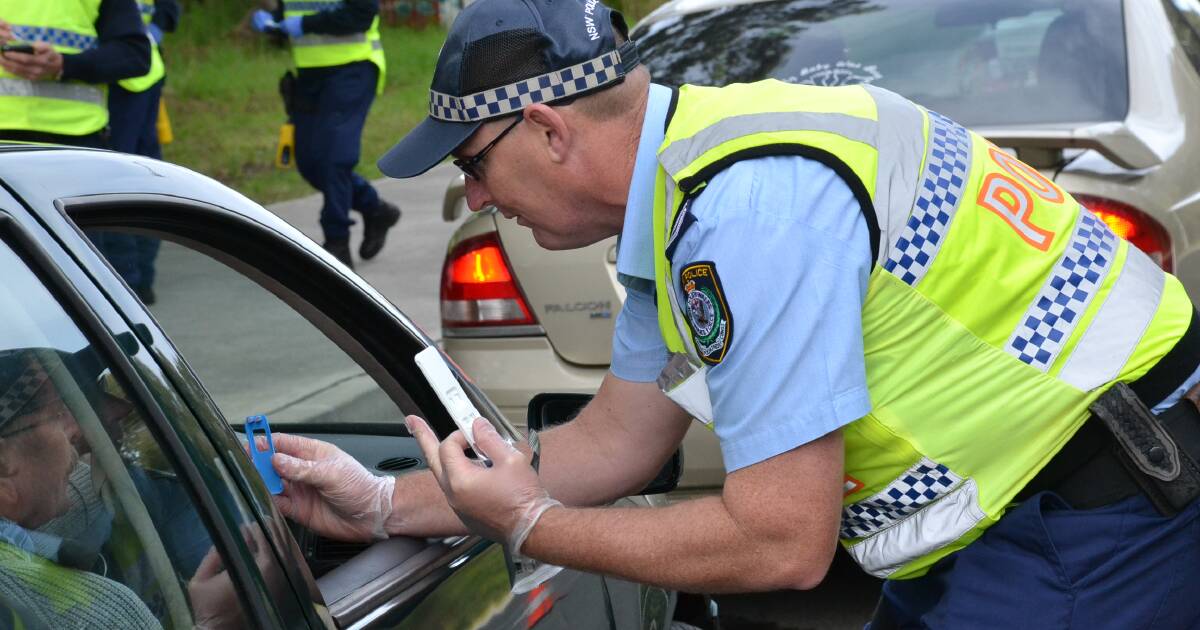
[453,114,523,181]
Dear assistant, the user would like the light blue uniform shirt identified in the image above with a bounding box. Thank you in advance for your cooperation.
[611,84,873,472]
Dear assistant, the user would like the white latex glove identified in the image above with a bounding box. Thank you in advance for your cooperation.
[269,433,395,542]
[407,415,561,554]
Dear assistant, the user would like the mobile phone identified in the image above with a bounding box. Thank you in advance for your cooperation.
[1,43,35,55]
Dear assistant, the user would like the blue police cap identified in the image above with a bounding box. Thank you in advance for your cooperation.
[378,0,640,178]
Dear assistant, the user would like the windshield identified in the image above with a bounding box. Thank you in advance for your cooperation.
[634,0,1128,127]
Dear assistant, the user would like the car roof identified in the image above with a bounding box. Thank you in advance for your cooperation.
[0,144,310,244]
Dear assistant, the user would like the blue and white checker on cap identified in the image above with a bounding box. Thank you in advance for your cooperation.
[11,25,98,51]
[378,0,639,178]
[430,47,629,122]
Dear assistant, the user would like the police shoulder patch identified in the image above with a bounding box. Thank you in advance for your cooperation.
[679,261,733,365]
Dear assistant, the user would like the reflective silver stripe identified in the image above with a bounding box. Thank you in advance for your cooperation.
[883,111,972,286]
[292,33,367,47]
[371,39,383,51]
[0,78,104,106]
[1059,241,1165,391]
[863,85,926,266]
[847,477,985,578]
[658,111,878,179]
[1005,209,1118,371]
[841,457,963,540]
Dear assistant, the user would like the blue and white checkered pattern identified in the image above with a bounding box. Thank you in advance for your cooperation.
[1005,210,1117,370]
[430,50,623,122]
[284,1,344,11]
[841,458,962,540]
[883,111,972,286]
[0,357,47,429]
[11,25,97,51]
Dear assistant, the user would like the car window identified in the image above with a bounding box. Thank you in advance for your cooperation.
[91,233,407,427]
[1164,0,1200,76]
[0,239,247,629]
[636,0,1128,126]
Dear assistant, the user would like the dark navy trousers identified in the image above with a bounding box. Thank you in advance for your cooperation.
[96,80,164,291]
[292,61,382,241]
[874,491,1200,628]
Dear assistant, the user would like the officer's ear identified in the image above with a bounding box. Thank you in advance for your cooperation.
[523,103,571,165]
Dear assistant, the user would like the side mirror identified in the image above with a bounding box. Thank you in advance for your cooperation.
[527,393,683,496]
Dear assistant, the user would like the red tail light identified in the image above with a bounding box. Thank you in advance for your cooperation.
[1075,195,1173,272]
[441,232,538,329]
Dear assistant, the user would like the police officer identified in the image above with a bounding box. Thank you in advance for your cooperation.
[266,0,1200,625]
[93,0,180,305]
[0,0,149,149]
[251,0,400,269]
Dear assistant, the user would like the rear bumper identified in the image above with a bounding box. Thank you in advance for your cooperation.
[442,335,726,492]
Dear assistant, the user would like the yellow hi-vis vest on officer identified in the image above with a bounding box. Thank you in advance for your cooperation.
[281,1,387,93]
[0,0,107,137]
[652,80,1193,580]
[117,0,166,93]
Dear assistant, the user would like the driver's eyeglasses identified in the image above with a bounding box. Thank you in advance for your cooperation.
[453,115,523,181]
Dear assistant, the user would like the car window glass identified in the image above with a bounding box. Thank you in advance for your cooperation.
[92,233,406,427]
[1164,0,1200,75]
[637,0,1128,126]
[0,239,246,629]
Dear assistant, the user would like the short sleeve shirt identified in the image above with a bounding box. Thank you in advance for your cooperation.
[611,84,873,472]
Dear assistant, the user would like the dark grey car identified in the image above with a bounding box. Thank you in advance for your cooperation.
[0,144,673,629]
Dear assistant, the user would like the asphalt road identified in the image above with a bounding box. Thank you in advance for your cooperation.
[254,168,881,629]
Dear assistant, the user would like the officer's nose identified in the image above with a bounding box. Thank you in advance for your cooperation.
[464,176,494,213]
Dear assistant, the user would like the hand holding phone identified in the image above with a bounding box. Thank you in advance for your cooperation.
[1,43,34,55]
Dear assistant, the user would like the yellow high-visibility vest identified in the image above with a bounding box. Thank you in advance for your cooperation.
[653,80,1193,579]
[0,0,107,136]
[282,1,386,93]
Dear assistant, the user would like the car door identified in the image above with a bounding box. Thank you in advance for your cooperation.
[0,148,651,628]
[0,185,315,629]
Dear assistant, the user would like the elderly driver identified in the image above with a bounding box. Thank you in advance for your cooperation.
[0,349,161,630]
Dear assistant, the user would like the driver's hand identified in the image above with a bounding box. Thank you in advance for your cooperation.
[407,416,561,553]
[269,433,395,542]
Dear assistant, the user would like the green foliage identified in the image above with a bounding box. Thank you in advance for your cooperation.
[160,6,444,204]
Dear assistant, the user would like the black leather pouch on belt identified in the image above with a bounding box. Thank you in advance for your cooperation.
[1089,382,1200,516]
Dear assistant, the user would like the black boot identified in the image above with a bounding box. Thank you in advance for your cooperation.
[323,238,354,269]
[360,200,402,260]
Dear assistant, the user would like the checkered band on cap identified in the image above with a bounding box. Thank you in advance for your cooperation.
[840,458,963,540]
[11,25,98,51]
[430,49,624,122]
[884,110,972,286]
[0,356,48,429]
[1005,209,1117,371]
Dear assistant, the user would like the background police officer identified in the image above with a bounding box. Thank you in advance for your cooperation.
[0,0,149,149]
[251,0,400,269]
[91,0,181,306]
[261,0,1200,626]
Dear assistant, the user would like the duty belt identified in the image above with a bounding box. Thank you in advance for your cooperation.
[1019,310,1200,516]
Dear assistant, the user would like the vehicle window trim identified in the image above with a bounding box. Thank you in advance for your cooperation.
[59,194,470,436]
[0,211,280,629]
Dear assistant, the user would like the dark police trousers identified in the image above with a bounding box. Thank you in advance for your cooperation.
[292,60,385,242]
[95,79,166,293]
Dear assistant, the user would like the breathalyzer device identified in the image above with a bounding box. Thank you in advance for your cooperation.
[245,414,284,495]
